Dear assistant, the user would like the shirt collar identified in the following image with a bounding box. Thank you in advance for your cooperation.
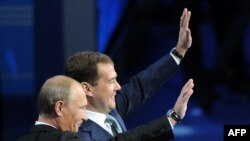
[86,110,107,124]
[35,121,58,129]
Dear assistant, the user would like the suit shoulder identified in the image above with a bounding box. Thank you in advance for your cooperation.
[17,131,80,141]
[60,131,81,141]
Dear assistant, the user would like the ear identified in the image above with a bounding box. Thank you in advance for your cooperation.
[81,82,93,97]
[55,101,64,116]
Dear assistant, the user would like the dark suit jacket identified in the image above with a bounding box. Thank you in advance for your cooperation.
[17,125,80,141]
[78,54,178,141]
[18,116,173,141]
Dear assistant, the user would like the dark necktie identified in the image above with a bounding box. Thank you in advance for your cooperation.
[105,114,123,136]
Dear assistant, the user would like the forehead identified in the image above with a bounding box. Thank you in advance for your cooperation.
[70,83,85,100]
[97,63,117,78]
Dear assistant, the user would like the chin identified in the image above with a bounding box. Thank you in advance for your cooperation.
[109,105,116,111]
[109,102,116,108]
[72,128,78,133]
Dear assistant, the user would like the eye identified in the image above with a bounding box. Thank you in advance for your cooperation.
[81,106,86,110]
[108,79,115,84]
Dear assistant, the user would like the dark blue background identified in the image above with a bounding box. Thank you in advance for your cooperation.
[1,0,250,141]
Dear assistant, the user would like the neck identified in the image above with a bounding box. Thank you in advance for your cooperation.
[38,115,59,129]
[86,105,111,114]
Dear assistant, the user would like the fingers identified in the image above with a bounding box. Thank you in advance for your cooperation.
[180,8,187,27]
[181,79,194,102]
[182,87,193,103]
[184,11,191,29]
[182,79,194,91]
[180,8,191,29]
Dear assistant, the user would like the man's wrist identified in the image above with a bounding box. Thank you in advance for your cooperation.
[167,109,182,124]
[171,48,184,60]
[167,116,176,128]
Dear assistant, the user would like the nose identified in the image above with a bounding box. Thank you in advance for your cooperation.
[84,114,88,121]
[82,111,88,122]
[115,80,121,91]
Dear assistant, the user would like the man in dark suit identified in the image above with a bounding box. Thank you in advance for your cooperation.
[64,8,192,141]
[17,75,194,141]
[17,75,88,141]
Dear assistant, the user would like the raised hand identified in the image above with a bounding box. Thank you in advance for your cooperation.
[173,78,194,119]
[175,8,192,57]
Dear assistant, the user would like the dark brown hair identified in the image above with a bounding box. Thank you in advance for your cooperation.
[65,51,114,86]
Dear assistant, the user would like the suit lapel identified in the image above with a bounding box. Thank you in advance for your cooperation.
[109,109,127,132]
[81,119,113,140]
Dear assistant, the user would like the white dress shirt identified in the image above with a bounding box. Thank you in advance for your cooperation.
[86,110,114,135]
[170,52,181,65]
[35,121,57,129]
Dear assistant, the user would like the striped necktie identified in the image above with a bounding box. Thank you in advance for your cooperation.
[105,114,123,136]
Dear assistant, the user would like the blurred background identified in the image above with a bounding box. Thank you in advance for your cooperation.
[1,0,250,141]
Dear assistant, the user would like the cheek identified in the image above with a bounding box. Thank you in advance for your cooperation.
[67,109,79,121]
[100,83,113,92]
[75,109,85,120]
[95,88,110,99]
[79,110,86,120]
[72,110,80,119]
